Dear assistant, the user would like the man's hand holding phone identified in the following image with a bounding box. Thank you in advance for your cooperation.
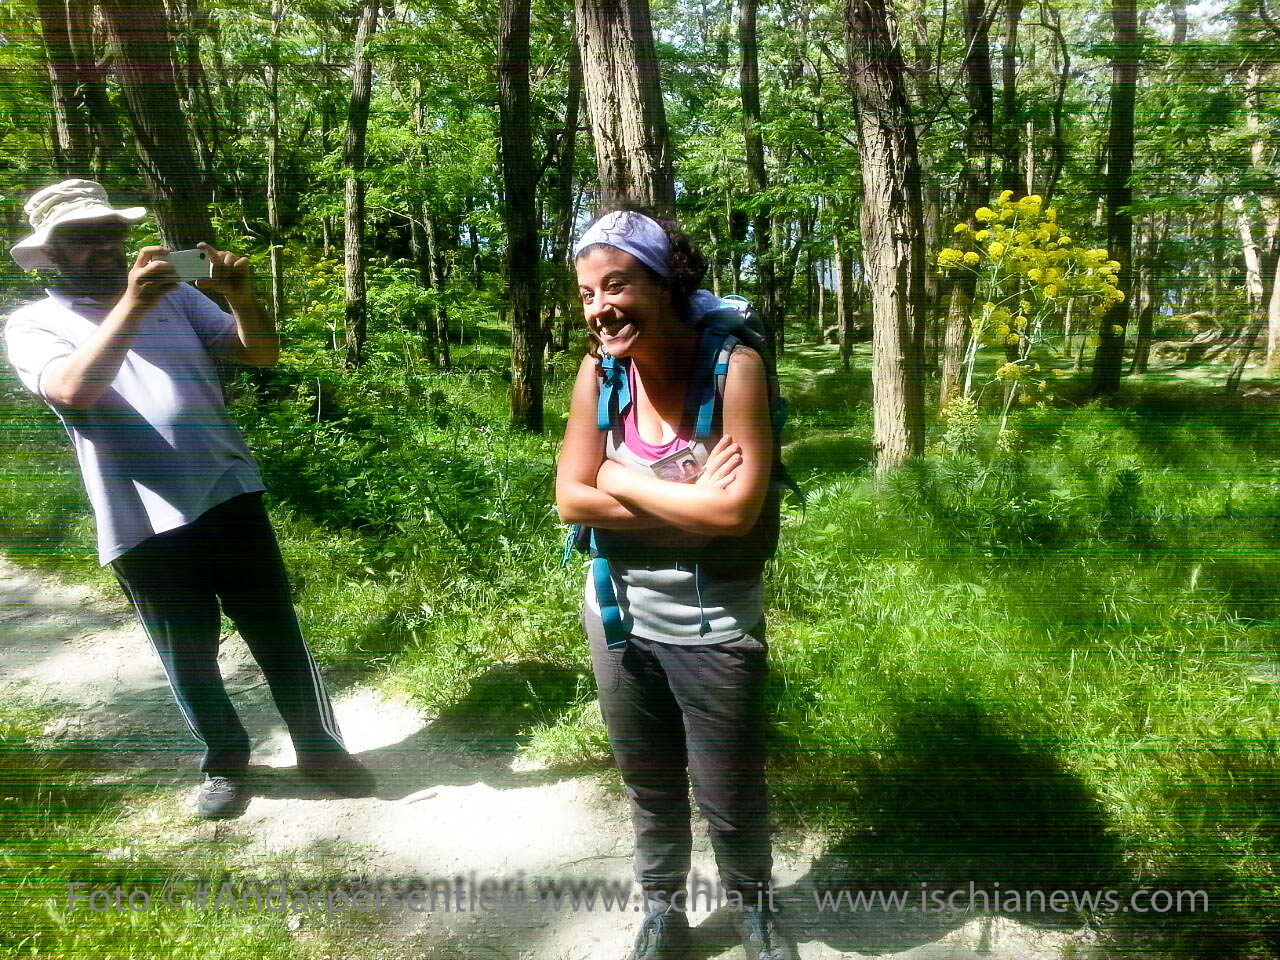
[123,247,181,312]
[193,242,254,305]
[147,242,255,310]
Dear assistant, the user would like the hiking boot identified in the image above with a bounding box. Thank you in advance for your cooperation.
[196,774,249,819]
[296,750,376,798]
[733,904,797,960]
[632,903,692,959]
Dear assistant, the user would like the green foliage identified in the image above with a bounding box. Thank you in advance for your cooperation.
[762,387,1279,957]
[939,393,980,456]
[5,312,1280,957]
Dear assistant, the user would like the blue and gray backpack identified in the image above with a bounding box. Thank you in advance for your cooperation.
[563,292,803,648]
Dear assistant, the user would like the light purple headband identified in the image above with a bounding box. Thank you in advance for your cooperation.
[573,210,671,278]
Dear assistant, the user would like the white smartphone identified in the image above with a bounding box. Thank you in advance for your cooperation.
[162,248,211,282]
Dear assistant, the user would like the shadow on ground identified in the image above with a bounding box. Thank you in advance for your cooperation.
[250,660,600,802]
[726,697,1125,957]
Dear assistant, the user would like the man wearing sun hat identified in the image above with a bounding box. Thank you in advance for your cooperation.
[4,179,374,818]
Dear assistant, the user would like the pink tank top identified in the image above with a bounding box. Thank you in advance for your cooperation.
[621,361,690,458]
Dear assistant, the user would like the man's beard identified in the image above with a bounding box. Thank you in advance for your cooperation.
[52,272,128,299]
[49,251,129,300]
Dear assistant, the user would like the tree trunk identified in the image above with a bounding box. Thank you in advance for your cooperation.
[1241,61,1280,375]
[772,212,806,352]
[426,210,452,368]
[499,0,544,432]
[410,81,451,369]
[546,12,582,362]
[1210,196,1224,309]
[804,238,815,339]
[709,221,724,296]
[1131,214,1166,375]
[1267,254,1280,375]
[1228,197,1280,393]
[46,0,122,177]
[999,0,1025,195]
[1171,0,1188,43]
[342,0,379,368]
[904,0,941,369]
[562,183,585,350]
[575,0,675,214]
[939,0,994,411]
[1237,197,1265,309]
[100,0,214,248]
[35,0,95,175]
[816,255,827,342]
[1091,0,1139,396]
[320,46,334,260]
[265,0,285,321]
[728,194,743,293]
[834,230,854,370]
[845,0,927,472]
[738,0,779,354]
[169,0,218,183]
[409,210,437,357]
[1130,241,1154,375]
[1042,4,1070,208]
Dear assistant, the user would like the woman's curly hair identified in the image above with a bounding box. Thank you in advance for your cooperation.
[574,205,708,355]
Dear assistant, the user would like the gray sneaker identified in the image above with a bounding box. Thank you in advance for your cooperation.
[196,775,249,819]
[733,905,797,960]
[632,904,692,959]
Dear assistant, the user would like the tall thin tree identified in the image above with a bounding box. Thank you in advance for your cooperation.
[411,82,452,370]
[939,0,994,411]
[35,0,94,176]
[342,0,379,368]
[499,0,543,432]
[546,10,583,357]
[265,0,286,321]
[739,0,779,353]
[1091,0,1139,395]
[998,0,1025,194]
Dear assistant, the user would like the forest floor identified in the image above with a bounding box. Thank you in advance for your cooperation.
[0,553,1115,959]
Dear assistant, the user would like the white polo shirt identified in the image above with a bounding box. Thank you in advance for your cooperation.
[4,283,265,564]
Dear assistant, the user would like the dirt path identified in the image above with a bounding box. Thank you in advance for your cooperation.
[1,555,1099,959]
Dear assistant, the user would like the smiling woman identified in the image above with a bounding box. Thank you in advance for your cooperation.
[555,209,796,960]
[574,245,675,360]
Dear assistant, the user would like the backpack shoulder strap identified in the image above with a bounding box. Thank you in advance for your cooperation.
[687,329,732,442]
[596,353,632,432]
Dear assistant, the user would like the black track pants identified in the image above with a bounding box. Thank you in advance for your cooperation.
[112,493,344,775]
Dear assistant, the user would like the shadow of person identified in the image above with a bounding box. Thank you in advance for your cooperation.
[250,660,600,802]
[689,696,1126,958]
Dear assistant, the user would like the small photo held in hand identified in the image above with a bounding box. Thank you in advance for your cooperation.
[651,447,704,483]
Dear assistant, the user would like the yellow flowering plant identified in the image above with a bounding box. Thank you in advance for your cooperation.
[936,190,1124,425]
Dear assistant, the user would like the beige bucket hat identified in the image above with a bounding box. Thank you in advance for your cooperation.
[11,179,146,271]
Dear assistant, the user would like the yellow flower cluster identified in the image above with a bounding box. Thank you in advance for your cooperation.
[936,191,1124,336]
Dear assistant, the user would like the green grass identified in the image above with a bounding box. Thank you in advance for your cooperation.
[2,315,1278,957]
[0,701,309,958]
